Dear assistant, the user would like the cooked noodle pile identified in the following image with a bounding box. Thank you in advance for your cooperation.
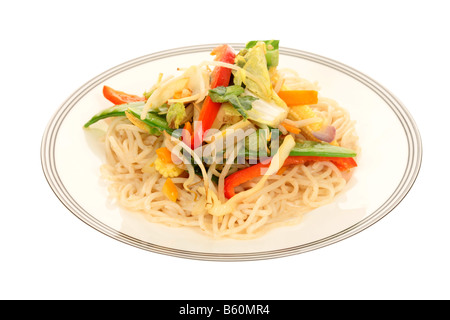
[99,70,359,239]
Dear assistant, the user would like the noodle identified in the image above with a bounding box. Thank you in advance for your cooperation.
[98,70,359,239]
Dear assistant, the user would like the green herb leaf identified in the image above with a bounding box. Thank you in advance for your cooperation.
[209,85,244,102]
[209,85,258,118]
[227,95,257,118]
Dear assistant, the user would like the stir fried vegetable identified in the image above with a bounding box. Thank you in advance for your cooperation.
[126,105,175,135]
[83,40,358,203]
[143,77,189,115]
[154,147,184,178]
[103,85,146,105]
[288,104,336,143]
[289,141,356,157]
[224,155,357,199]
[162,178,178,202]
[211,103,242,129]
[244,90,288,127]
[210,135,297,216]
[209,85,258,118]
[192,44,236,148]
[237,139,357,159]
[278,90,319,106]
[166,102,187,129]
[234,42,273,102]
[83,102,143,128]
[245,40,280,67]
[125,110,162,136]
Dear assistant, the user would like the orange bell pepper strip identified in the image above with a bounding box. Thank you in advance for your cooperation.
[162,178,178,202]
[280,121,301,134]
[278,90,319,106]
[192,44,236,148]
[156,147,174,164]
[224,156,357,198]
[103,85,145,105]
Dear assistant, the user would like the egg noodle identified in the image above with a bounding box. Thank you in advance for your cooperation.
[87,42,359,239]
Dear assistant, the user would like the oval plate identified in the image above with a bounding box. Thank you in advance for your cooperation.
[41,44,422,261]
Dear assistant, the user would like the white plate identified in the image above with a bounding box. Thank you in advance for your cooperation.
[41,44,422,261]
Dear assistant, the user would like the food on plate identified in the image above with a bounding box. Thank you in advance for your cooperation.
[84,40,359,239]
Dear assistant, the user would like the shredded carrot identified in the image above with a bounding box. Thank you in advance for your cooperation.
[280,121,300,134]
[276,166,288,175]
[183,121,193,136]
[182,122,193,146]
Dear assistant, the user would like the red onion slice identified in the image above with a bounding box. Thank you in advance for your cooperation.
[312,125,336,142]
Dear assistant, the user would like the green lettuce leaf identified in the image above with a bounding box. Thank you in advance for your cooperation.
[233,42,274,102]
[166,102,187,129]
[245,40,279,67]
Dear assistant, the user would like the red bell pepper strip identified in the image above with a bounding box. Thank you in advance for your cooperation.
[224,156,357,199]
[103,85,145,105]
[192,44,236,148]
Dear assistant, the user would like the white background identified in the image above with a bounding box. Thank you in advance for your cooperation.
[1,0,448,300]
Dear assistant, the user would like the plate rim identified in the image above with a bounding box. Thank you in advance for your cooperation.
[41,43,423,261]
